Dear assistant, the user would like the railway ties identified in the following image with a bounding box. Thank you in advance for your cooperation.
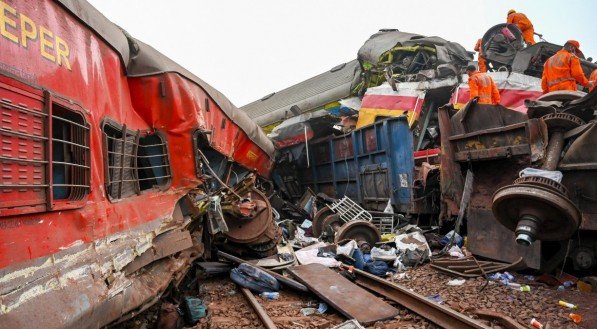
[351,268,490,329]
[229,268,491,329]
[240,288,277,329]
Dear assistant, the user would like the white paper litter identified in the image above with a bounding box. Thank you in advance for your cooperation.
[447,279,466,286]
[295,242,341,267]
[371,247,397,261]
[394,231,432,257]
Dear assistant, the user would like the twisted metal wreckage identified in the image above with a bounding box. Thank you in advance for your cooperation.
[1,1,596,328]
[0,0,281,327]
[245,24,597,274]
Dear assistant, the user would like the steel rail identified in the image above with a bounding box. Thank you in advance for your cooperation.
[239,287,277,329]
[352,268,490,329]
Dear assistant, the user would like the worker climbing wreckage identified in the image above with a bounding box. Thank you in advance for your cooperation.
[541,40,591,93]
[506,9,536,45]
[466,64,501,105]
[0,1,596,329]
[474,38,487,73]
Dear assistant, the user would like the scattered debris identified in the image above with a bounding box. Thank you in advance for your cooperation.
[431,256,525,278]
[288,263,401,325]
[230,263,280,293]
[447,279,466,286]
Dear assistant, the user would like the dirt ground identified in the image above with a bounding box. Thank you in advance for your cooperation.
[397,264,595,329]
[112,266,594,329]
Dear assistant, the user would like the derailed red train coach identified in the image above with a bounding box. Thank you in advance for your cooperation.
[0,0,274,327]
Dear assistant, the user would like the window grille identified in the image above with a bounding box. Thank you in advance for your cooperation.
[52,104,90,200]
[102,121,171,200]
[103,123,138,199]
[137,133,170,191]
[0,83,90,216]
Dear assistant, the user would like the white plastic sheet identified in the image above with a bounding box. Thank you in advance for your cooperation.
[519,167,563,183]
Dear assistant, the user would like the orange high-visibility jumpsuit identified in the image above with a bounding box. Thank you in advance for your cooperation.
[541,49,589,94]
[474,39,487,72]
[589,69,597,92]
[468,72,500,105]
[507,12,535,45]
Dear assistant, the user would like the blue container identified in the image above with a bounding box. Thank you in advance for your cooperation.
[286,117,414,212]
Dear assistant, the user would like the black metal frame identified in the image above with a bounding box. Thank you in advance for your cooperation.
[101,118,171,201]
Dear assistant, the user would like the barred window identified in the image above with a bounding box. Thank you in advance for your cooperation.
[0,81,90,216]
[102,121,170,201]
[137,133,170,191]
[51,104,90,200]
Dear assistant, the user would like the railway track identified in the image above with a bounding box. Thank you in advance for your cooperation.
[351,268,490,329]
[205,251,520,328]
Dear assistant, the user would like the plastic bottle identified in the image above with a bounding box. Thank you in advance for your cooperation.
[558,300,578,309]
[259,292,279,300]
[569,313,582,324]
[530,318,544,329]
[562,281,574,288]
[300,307,317,316]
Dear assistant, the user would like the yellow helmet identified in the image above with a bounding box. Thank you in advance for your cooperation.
[508,9,516,15]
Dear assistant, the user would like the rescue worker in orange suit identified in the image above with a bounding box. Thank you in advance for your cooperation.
[474,39,487,72]
[589,69,597,92]
[507,9,535,45]
[541,40,589,94]
[467,65,500,105]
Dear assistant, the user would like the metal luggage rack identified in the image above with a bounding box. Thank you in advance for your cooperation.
[329,196,373,223]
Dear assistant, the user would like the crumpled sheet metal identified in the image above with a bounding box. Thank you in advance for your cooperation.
[358,31,471,66]
[560,121,597,169]
[0,216,195,328]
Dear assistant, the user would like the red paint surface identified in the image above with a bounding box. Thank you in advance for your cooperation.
[361,94,420,110]
[0,0,272,269]
[414,148,440,159]
[453,87,542,110]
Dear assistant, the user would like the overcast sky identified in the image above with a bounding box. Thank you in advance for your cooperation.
[88,0,596,107]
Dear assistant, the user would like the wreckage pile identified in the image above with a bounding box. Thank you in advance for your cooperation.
[114,189,595,329]
[112,22,597,329]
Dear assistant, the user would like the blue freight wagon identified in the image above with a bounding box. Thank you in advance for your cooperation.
[274,117,415,212]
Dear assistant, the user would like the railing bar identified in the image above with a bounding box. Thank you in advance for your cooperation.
[51,115,89,130]
[105,135,138,144]
[108,164,169,169]
[52,161,90,169]
[135,154,168,158]
[137,143,167,148]
[52,138,90,149]
[133,130,141,195]
[52,184,91,187]
[117,124,127,199]
[108,175,171,183]
[107,151,135,156]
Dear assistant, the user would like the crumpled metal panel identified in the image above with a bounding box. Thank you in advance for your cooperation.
[241,60,362,126]
[0,216,194,328]
[560,122,597,169]
[450,103,528,135]
[358,31,472,66]
[288,264,400,325]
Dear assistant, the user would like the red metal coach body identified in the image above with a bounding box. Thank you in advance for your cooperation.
[0,0,274,327]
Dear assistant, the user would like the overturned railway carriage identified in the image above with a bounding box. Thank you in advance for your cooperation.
[439,91,597,272]
[0,0,274,327]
